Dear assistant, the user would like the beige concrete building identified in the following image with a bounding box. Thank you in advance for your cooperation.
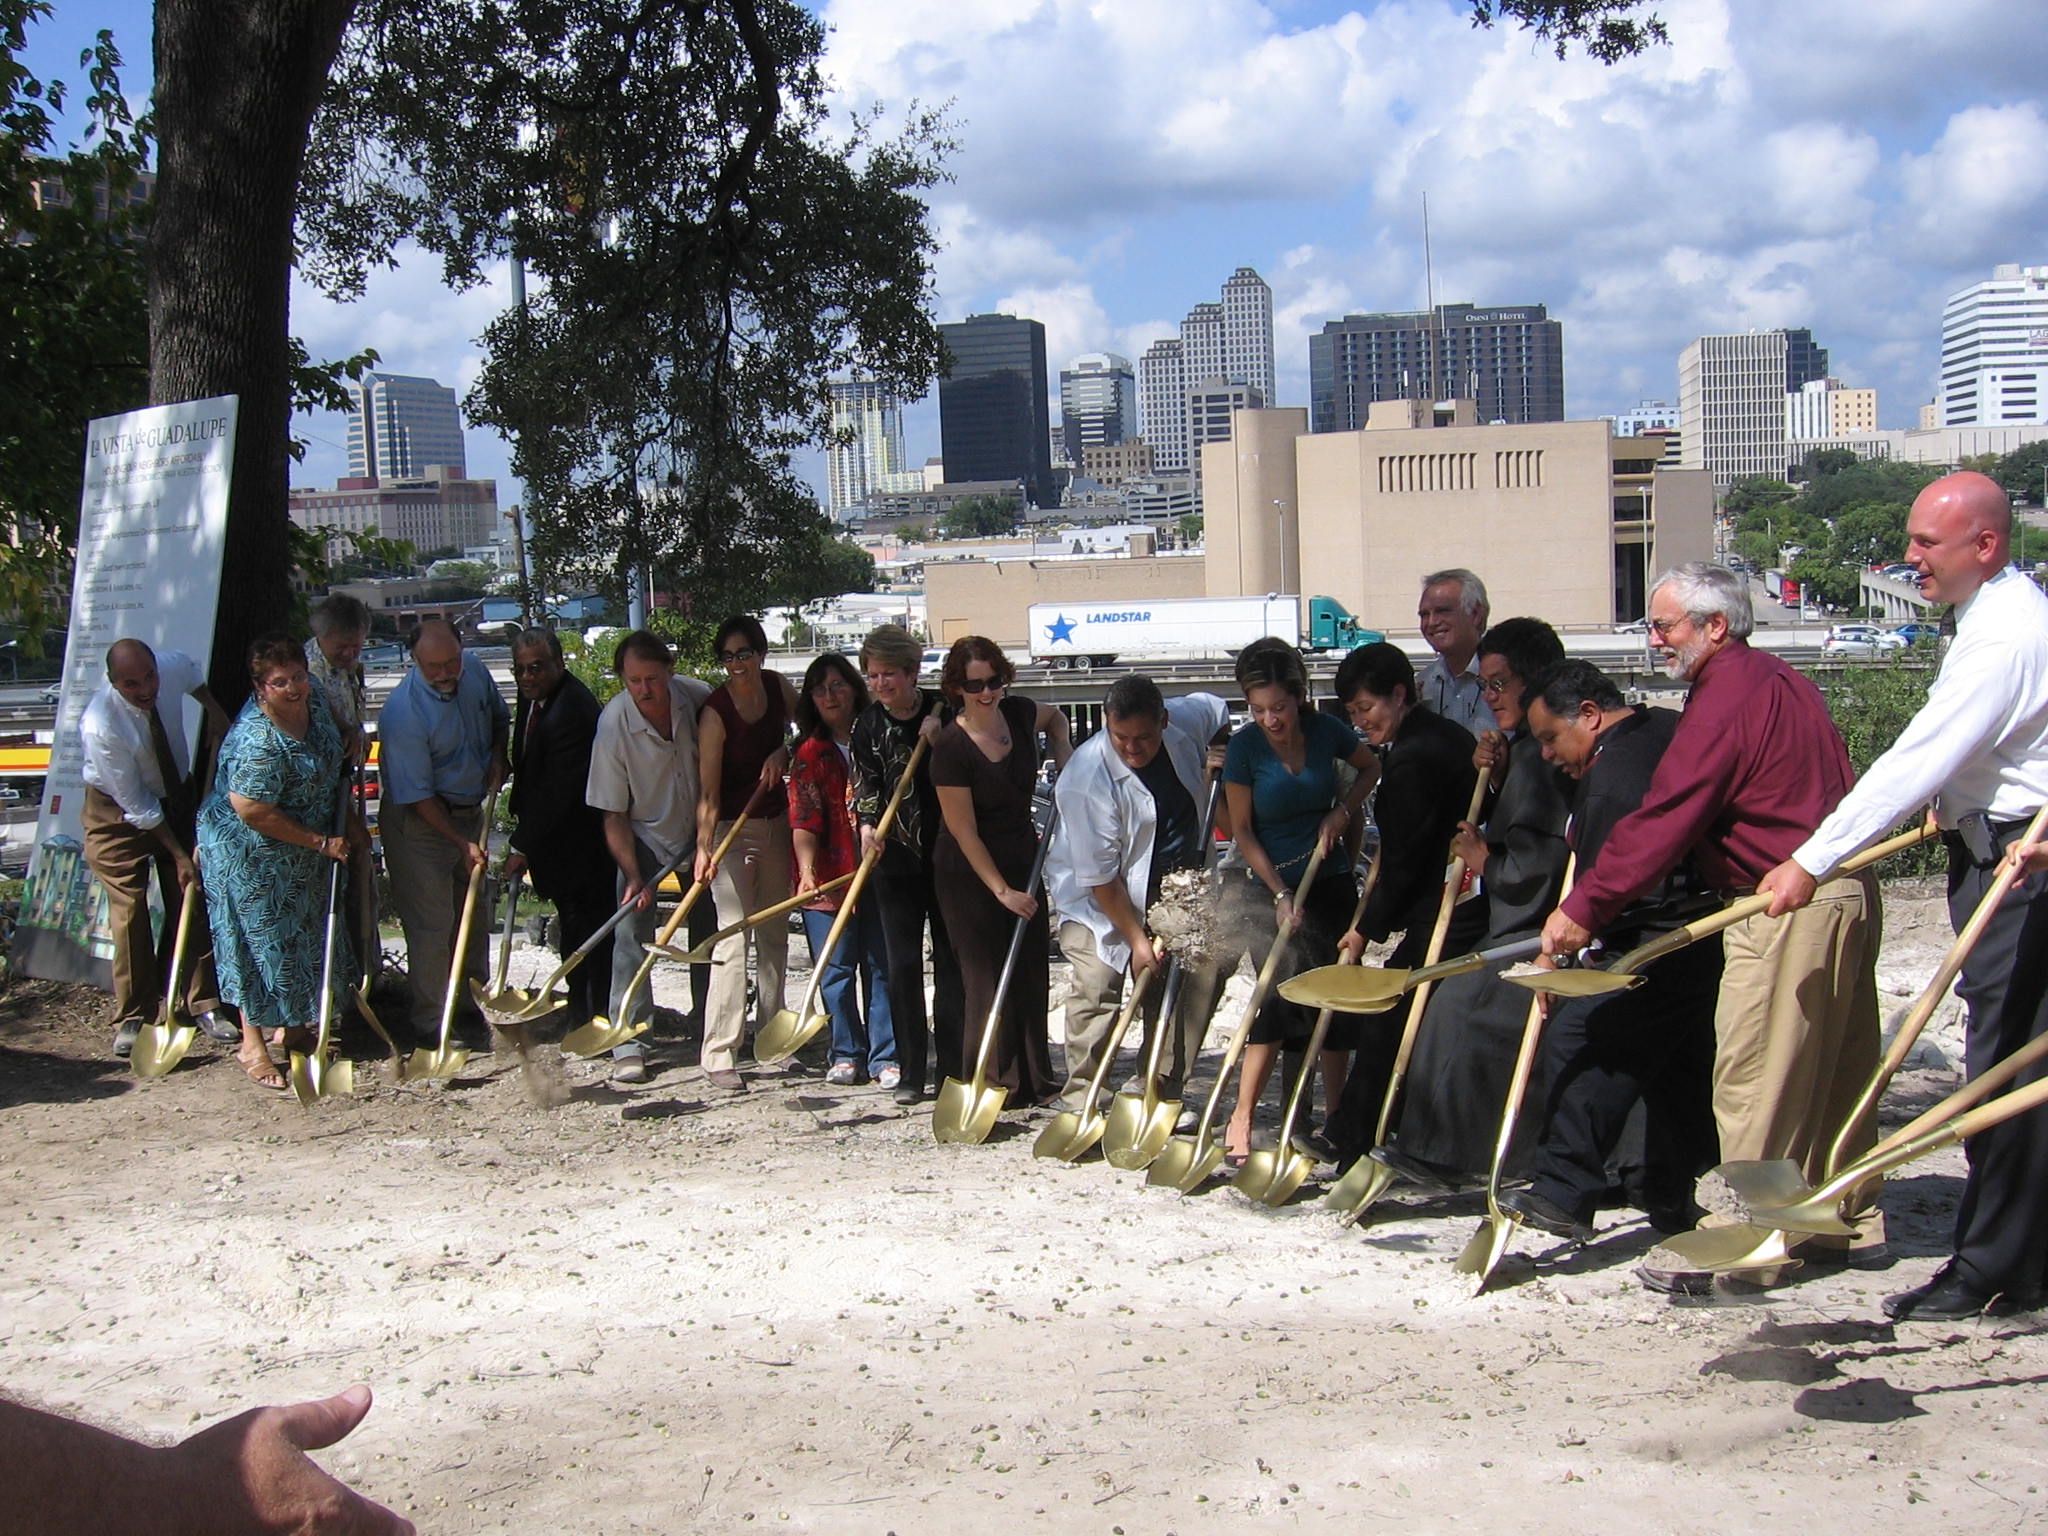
[1202,402,1714,632]
[1082,439,1156,485]
[924,554,1206,648]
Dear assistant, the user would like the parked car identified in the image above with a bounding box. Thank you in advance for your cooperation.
[1822,624,1907,657]
[1892,621,1942,646]
[39,682,62,706]
[1612,617,1651,635]
[920,647,945,678]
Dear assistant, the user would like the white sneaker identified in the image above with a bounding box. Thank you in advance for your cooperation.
[826,1061,859,1086]
[876,1065,902,1091]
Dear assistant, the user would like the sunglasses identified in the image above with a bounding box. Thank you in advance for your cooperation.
[957,675,1006,694]
[716,647,758,666]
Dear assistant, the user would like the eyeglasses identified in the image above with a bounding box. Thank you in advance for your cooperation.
[1479,675,1517,697]
[957,675,1006,694]
[717,647,758,666]
[812,678,851,695]
[1646,614,1690,638]
[512,659,555,676]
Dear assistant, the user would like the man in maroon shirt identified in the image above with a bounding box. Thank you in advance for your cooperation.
[1540,562,1880,1291]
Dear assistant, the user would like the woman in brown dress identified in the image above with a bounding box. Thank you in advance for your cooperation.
[930,636,1072,1106]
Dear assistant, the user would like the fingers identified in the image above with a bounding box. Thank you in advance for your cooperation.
[277,1385,375,1453]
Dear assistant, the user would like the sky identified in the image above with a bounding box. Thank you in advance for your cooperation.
[24,0,2048,506]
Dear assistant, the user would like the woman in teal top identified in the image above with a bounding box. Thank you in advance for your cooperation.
[1219,638,1379,1165]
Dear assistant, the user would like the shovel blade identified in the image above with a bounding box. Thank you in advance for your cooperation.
[1147,1129,1223,1192]
[558,1016,649,1059]
[504,988,564,1021]
[1503,969,1641,999]
[289,1050,356,1106]
[1654,1222,1797,1275]
[1275,965,1408,1012]
[1112,1101,1184,1172]
[1100,1091,1153,1167]
[1032,1108,1108,1163]
[754,1006,827,1065]
[130,1021,196,1079]
[470,978,542,1026]
[1232,1148,1285,1201]
[932,1076,1008,1144]
[1710,1158,1816,1216]
[403,1045,471,1082]
[1324,1157,1397,1223]
[1455,1213,1519,1288]
[1744,1196,1859,1237]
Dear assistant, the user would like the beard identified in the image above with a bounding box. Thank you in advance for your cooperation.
[1660,635,1710,680]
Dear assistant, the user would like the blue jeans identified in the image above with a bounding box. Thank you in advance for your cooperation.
[801,904,895,1070]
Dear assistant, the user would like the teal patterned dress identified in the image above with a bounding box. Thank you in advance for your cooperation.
[198,681,351,1030]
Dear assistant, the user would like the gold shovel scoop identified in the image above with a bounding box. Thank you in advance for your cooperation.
[1278,935,1544,1014]
[1034,966,1156,1162]
[1101,962,1187,1170]
[130,895,201,1079]
[932,797,1062,1145]
[755,738,930,1065]
[289,854,356,1105]
[486,848,689,1025]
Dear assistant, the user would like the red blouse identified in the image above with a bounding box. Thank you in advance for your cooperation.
[787,733,858,910]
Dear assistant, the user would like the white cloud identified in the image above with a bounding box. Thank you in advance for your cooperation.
[1898,103,2048,264]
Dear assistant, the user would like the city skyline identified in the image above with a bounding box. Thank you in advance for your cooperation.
[22,0,2048,508]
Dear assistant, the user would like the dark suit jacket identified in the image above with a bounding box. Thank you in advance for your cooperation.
[508,671,609,900]
[1363,704,1479,943]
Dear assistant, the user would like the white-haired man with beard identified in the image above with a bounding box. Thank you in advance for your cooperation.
[1538,562,1879,1294]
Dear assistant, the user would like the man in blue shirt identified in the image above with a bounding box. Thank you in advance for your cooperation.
[377,619,509,1043]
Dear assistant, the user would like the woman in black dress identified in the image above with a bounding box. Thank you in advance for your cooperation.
[930,636,1072,1106]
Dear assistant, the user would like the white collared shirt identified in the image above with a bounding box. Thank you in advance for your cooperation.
[1415,653,1493,740]
[1796,566,2048,876]
[1045,692,1227,971]
[586,673,713,862]
[78,649,205,831]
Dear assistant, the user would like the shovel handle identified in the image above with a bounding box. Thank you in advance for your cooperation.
[1079,966,1157,1107]
[491,871,522,993]
[1479,856,1576,1209]
[1270,842,1386,1147]
[1370,771,1490,1145]
[678,872,857,959]
[1827,803,2048,1175]
[154,888,201,1030]
[432,786,500,1051]
[963,795,1062,1087]
[1817,1069,2048,1213]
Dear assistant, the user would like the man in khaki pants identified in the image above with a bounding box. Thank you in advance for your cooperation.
[1540,563,1879,1293]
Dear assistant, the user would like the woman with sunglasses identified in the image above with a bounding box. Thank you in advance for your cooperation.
[695,614,800,1089]
[788,653,896,1086]
[930,636,1072,1108]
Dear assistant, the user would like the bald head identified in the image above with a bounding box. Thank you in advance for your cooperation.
[1906,471,2012,607]
[104,638,161,711]
[410,618,464,696]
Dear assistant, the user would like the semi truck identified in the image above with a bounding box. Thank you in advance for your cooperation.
[1025,595,1382,670]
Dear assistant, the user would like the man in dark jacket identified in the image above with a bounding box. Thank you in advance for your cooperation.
[504,629,615,1030]
[1502,659,1720,1241]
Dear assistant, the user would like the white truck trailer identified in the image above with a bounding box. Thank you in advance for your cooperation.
[1024,595,1380,669]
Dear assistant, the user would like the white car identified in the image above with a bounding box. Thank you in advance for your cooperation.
[1821,624,1907,657]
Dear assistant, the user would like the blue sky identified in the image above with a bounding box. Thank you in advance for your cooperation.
[25,0,2048,503]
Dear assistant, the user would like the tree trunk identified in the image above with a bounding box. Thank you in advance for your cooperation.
[149,0,354,710]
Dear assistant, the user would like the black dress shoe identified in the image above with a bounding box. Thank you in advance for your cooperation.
[194,1010,242,1043]
[1499,1186,1593,1242]
[1368,1144,1465,1196]
[111,1019,142,1057]
[1883,1263,2034,1323]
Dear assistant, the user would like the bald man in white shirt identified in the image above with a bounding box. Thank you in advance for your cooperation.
[1760,471,2048,1322]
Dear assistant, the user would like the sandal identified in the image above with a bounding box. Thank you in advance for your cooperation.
[237,1041,288,1092]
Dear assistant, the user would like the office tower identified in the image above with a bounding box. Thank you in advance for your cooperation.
[1187,380,1265,485]
[1134,266,1278,473]
[1941,264,2048,426]
[826,379,915,516]
[937,314,1053,506]
[346,372,467,480]
[1308,303,1565,434]
[1139,337,1188,470]
[1677,328,1829,490]
[1785,378,1879,441]
[1058,353,1138,466]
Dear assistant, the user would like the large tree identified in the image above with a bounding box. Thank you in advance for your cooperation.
[135,0,1665,701]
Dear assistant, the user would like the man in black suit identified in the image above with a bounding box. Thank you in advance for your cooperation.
[504,628,615,1029]
[1500,659,1721,1244]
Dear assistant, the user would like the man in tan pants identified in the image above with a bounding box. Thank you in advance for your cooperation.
[1540,563,1879,1293]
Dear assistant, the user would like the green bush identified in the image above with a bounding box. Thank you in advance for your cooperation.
[1807,658,1943,877]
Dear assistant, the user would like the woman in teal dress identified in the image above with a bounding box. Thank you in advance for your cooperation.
[198,633,359,1091]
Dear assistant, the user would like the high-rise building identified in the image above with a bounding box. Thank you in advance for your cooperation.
[826,380,919,516]
[1138,337,1188,470]
[347,372,467,481]
[1786,378,1879,442]
[1187,380,1265,486]
[1941,264,2048,427]
[288,467,500,562]
[937,314,1054,507]
[1135,267,1277,472]
[1058,353,1138,466]
[1677,328,1829,490]
[1308,303,1565,434]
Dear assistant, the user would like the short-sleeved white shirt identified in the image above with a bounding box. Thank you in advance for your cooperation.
[586,674,713,862]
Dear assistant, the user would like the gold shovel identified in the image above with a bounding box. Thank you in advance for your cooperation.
[469,868,527,1021]
[932,798,1063,1145]
[484,849,689,1025]
[130,895,201,1079]
[1148,844,1329,1192]
[1233,848,1384,1206]
[1326,773,1491,1221]
[403,788,500,1081]
[1501,824,1937,1004]
[1101,779,1228,1169]
[1034,966,1156,1162]
[755,739,930,1064]
[665,873,855,965]
[289,855,356,1105]
[1101,963,1186,1170]
[1278,935,1544,1014]
[1454,856,1581,1289]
